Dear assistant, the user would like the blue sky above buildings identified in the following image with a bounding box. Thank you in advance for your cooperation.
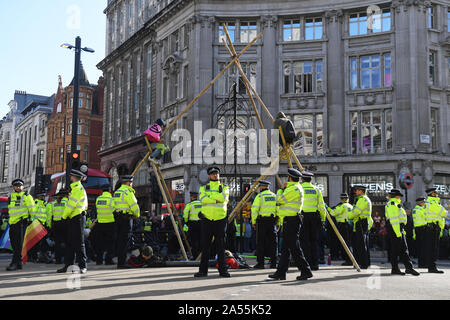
[0,1,106,118]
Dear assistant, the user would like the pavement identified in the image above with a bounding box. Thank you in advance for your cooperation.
[1,252,450,300]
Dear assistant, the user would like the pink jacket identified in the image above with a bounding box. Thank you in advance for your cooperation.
[144,123,162,142]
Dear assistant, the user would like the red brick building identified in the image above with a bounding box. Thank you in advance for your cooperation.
[46,64,104,176]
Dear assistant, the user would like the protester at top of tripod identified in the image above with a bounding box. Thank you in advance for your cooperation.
[145,118,166,143]
[273,112,297,145]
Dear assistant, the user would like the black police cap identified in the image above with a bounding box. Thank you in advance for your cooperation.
[120,175,134,182]
[190,192,199,196]
[207,167,220,175]
[340,193,349,198]
[389,188,403,197]
[353,185,367,191]
[415,197,426,203]
[425,187,438,195]
[301,171,314,178]
[12,179,24,187]
[101,184,112,192]
[288,168,302,178]
[259,180,271,186]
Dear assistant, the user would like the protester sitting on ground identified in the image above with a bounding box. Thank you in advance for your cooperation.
[127,246,154,268]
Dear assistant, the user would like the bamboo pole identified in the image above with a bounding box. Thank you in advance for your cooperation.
[149,158,188,261]
[144,137,193,258]
[278,126,293,169]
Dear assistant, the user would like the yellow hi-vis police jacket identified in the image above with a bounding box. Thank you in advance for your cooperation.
[425,196,448,229]
[113,184,140,218]
[276,181,304,226]
[328,202,353,223]
[198,181,229,221]
[183,200,202,223]
[300,182,327,222]
[33,199,48,225]
[8,192,35,225]
[412,204,427,228]
[385,198,405,238]
[251,189,277,225]
[95,192,115,223]
[63,181,88,220]
[348,194,373,231]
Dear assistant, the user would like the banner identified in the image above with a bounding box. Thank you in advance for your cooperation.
[0,225,12,251]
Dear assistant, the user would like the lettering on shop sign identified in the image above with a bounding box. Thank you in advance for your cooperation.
[351,182,394,193]
[434,184,450,196]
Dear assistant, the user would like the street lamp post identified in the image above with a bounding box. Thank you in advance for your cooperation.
[61,37,94,188]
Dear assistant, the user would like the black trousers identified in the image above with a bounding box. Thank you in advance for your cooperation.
[299,212,321,268]
[94,222,116,263]
[64,214,87,269]
[386,223,413,271]
[424,223,440,270]
[353,219,370,269]
[9,220,27,265]
[199,218,227,274]
[256,217,277,265]
[337,222,351,263]
[415,226,426,267]
[116,214,132,266]
[277,216,310,275]
[188,221,201,259]
[53,220,67,262]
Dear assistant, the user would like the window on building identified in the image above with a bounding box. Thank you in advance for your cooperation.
[428,5,435,29]
[349,12,368,36]
[370,8,391,33]
[38,150,44,167]
[305,18,323,40]
[183,65,189,99]
[85,119,89,135]
[217,62,257,95]
[146,50,152,106]
[284,60,323,94]
[431,108,439,149]
[68,119,72,134]
[219,22,236,44]
[448,10,450,32]
[351,109,392,154]
[283,20,301,41]
[291,114,323,156]
[240,21,257,43]
[34,125,37,141]
[2,141,9,183]
[350,54,391,89]
[59,147,64,164]
[57,102,62,113]
[429,51,437,86]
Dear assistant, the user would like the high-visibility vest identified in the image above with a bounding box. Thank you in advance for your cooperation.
[349,194,373,231]
[300,182,326,221]
[412,205,427,227]
[85,218,93,228]
[183,200,202,223]
[251,189,277,225]
[183,224,189,232]
[424,196,447,225]
[385,198,404,238]
[63,181,88,219]
[198,181,229,221]
[8,192,35,225]
[33,199,48,224]
[276,181,303,226]
[51,198,68,222]
[113,184,140,218]
[95,192,115,223]
[235,220,243,237]
[330,202,353,223]
[144,221,152,231]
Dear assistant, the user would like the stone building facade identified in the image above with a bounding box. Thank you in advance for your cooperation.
[98,0,450,215]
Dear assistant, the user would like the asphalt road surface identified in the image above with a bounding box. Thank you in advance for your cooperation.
[0,253,449,301]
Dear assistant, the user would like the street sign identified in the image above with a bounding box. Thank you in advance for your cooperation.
[399,172,414,190]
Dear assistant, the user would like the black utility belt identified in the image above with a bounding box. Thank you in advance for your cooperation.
[301,211,319,214]
[258,215,276,219]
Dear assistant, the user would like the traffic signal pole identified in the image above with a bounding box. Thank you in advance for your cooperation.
[65,37,81,188]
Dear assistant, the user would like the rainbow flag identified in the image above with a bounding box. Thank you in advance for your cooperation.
[22,220,47,264]
[0,225,12,251]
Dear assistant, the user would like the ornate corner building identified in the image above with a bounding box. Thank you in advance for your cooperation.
[97,0,450,216]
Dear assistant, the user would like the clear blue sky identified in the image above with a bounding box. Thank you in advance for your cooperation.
[0,1,106,118]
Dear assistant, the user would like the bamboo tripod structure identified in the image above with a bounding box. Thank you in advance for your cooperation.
[219,25,360,272]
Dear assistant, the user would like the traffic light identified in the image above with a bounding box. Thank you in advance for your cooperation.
[71,152,81,170]
[243,184,250,193]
